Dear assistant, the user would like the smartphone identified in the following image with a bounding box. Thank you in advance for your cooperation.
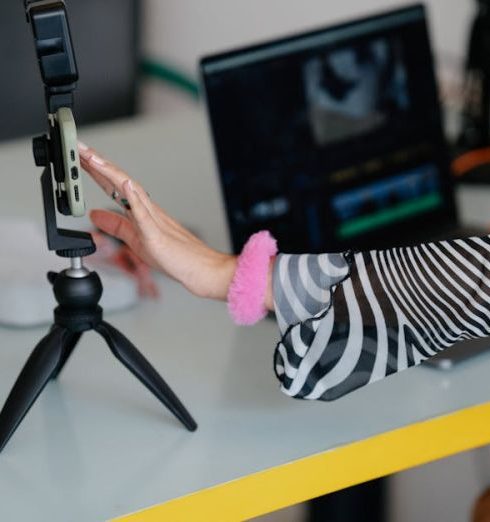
[57,107,85,217]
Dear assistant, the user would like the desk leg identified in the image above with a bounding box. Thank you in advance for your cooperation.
[308,478,386,522]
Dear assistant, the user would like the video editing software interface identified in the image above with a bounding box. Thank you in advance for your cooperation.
[202,6,454,254]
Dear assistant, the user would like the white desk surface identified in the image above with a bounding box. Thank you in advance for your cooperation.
[1,107,490,521]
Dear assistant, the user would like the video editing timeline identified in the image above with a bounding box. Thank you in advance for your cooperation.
[202,6,448,253]
[332,163,441,239]
[328,141,444,240]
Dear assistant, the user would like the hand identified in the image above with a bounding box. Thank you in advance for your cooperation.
[78,142,238,301]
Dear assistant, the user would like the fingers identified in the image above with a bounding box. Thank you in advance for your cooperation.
[79,141,197,242]
[79,142,129,187]
[78,142,153,209]
[90,209,139,249]
[122,180,162,243]
[80,156,114,196]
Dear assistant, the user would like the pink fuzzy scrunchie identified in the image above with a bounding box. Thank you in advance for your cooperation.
[227,231,278,325]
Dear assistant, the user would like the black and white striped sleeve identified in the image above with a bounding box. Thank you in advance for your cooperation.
[272,235,490,401]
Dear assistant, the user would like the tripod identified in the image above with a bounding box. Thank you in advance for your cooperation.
[0,260,197,452]
[0,0,197,452]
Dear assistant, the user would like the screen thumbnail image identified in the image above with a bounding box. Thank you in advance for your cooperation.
[303,37,410,146]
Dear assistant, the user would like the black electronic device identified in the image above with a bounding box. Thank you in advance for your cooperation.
[201,4,461,255]
[0,0,197,453]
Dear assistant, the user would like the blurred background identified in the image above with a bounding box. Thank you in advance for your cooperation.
[0,0,473,140]
[1,1,488,521]
[140,0,471,130]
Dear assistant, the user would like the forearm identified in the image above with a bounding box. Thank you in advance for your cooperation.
[273,235,490,401]
[272,251,351,332]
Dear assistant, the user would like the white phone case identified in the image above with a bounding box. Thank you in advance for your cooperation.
[57,107,85,217]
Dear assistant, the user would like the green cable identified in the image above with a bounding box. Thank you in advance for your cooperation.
[140,58,200,100]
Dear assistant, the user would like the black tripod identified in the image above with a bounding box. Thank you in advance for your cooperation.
[0,261,197,452]
[0,0,197,453]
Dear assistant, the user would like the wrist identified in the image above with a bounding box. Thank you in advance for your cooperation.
[191,253,237,301]
[227,231,277,325]
[214,254,238,301]
[264,256,275,312]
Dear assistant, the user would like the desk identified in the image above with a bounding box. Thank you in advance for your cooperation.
[1,107,490,522]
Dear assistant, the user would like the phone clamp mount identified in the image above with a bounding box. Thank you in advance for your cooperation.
[0,0,197,453]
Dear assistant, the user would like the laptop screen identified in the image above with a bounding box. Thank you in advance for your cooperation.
[201,4,456,254]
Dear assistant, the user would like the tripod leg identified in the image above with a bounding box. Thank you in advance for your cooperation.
[51,332,82,380]
[0,326,68,452]
[95,321,197,431]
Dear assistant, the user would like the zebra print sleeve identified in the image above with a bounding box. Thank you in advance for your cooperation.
[272,235,490,401]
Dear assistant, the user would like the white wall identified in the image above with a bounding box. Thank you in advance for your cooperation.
[142,0,473,77]
[140,0,474,115]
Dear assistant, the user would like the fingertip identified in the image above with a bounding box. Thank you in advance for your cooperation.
[89,208,102,219]
[78,140,89,154]
[89,208,111,224]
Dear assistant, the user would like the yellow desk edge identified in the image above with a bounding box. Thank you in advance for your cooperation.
[113,401,490,522]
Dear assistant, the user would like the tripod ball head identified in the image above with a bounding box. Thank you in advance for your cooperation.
[53,271,102,308]
[47,269,103,330]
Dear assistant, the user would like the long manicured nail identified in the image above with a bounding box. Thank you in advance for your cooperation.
[78,141,89,151]
[90,155,106,166]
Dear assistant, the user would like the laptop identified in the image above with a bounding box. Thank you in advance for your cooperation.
[200,4,490,367]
